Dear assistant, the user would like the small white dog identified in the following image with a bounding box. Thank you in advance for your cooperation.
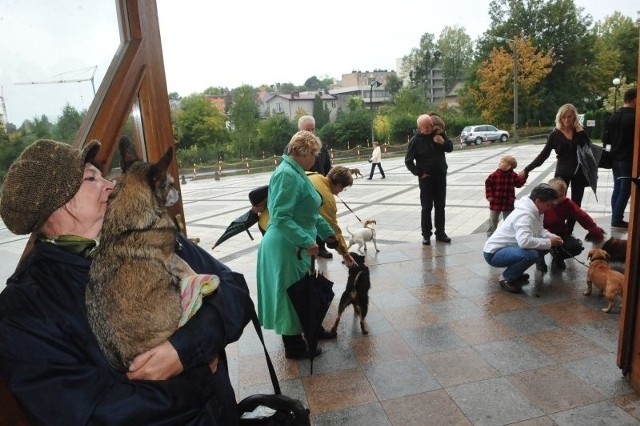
[346,219,379,254]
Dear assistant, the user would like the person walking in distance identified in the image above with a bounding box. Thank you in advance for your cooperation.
[603,88,637,229]
[367,141,385,180]
[404,114,454,245]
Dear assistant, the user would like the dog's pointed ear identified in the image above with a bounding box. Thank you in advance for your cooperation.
[149,147,175,187]
[119,136,140,172]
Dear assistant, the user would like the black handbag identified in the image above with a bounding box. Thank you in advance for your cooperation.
[237,306,310,425]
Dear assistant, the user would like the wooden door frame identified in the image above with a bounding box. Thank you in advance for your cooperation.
[2,2,182,422]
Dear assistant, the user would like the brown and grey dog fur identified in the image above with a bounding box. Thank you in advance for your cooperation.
[350,168,363,179]
[331,252,371,335]
[86,145,194,371]
[346,219,380,253]
[601,237,627,264]
[585,248,624,313]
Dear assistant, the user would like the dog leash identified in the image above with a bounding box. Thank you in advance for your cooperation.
[337,195,363,224]
[555,246,589,268]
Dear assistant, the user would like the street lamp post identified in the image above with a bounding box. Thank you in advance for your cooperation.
[497,37,518,143]
[369,78,382,145]
[613,77,621,111]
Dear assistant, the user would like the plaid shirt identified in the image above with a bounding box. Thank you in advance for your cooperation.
[485,168,527,212]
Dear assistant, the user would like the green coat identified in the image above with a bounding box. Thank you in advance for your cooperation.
[256,155,334,336]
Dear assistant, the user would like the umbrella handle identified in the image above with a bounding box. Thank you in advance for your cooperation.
[296,247,316,272]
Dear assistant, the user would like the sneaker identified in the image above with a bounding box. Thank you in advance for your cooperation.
[612,220,629,229]
[499,279,523,294]
[317,249,333,259]
[435,233,451,243]
[536,259,548,273]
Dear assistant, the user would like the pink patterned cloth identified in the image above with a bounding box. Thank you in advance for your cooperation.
[179,274,219,327]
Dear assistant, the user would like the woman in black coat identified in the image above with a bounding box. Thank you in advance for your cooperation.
[0,140,250,425]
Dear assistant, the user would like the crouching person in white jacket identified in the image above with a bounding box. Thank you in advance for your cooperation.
[483,183,563,294]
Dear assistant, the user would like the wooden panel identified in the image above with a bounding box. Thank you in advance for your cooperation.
[616,34,640,391]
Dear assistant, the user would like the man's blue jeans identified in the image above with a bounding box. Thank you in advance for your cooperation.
[611,160,632,224]
[484,246,545,281]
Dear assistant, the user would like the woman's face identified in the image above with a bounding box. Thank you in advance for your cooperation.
[64,163,115,233]
[561,111,576,128]
[295,150,318,171]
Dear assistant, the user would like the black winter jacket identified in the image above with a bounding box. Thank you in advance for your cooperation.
[603,106,636,162]
[404,132,453,176]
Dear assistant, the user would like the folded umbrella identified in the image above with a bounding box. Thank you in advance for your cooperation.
[211,210,259,249]
[578,143,599,201]
[286,252,334,375]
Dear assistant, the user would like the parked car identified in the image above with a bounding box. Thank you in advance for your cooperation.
[459,125,509,145]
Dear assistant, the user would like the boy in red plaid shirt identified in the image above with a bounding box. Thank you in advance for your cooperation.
[485,155,527,236]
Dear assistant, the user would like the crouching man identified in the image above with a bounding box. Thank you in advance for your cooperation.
[483,183,563,294]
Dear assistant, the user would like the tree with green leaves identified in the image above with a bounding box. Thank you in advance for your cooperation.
[228,85,260,157]
[312,94,331,129]
[32,115,53,139]
[257,115,296,155]
[384,74,403,102]
[403,33,440,105]
[437,26,473,94]
[173,94,229,151]
[54,103,83,143]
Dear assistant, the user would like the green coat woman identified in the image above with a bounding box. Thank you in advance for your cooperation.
[256,132,334,356]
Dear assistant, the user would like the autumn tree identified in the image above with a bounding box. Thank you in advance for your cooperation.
[471,37,552,124]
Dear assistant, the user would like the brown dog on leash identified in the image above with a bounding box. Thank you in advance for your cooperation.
[585,248,624,313]
[86,145,196,371]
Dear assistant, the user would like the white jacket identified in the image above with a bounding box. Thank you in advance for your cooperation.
[371,146,382,163]
[483,196,556,253]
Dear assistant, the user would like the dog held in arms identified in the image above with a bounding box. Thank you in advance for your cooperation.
[331,252,371,335]
[346,219,380,254]
[86,145,198,371]
[586,248,624,313]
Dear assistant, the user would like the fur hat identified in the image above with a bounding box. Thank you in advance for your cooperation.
[0,139,101,235]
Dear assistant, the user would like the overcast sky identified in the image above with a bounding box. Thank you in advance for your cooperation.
[0,0,637,126]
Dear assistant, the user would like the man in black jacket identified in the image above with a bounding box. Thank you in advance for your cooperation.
[604,88,637,228]
[405,114,454,245]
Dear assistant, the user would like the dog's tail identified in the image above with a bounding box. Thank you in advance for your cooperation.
[346,223,355,237]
